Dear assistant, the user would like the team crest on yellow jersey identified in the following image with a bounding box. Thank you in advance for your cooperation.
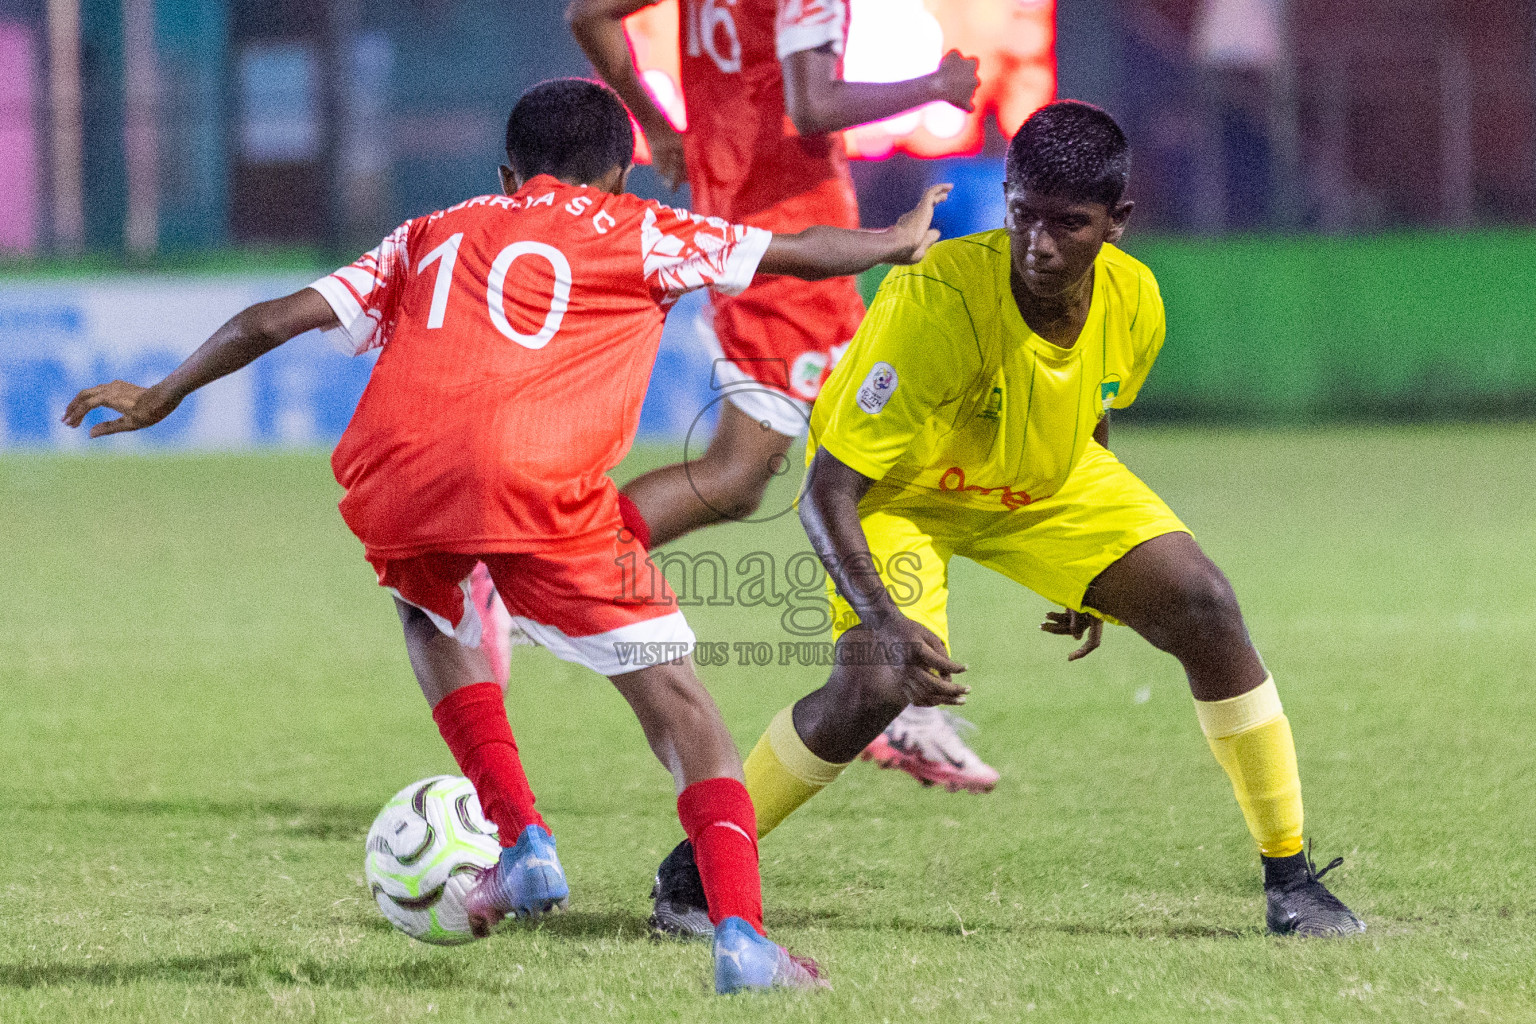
[980,385,1003,421]
[1100,376,1122,412]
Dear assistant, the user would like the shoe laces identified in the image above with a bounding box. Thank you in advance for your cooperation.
[1305,839,1345,884]
[1272,840,1352,917]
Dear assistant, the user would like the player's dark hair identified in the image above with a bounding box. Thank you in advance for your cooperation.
[1005,100,1130,207]
[504,78,635,185]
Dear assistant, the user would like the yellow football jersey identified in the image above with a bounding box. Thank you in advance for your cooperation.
[811,229,1166,509]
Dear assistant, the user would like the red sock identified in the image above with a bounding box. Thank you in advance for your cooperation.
[677,777,764,935]
[616,491,652,550]
[431,682,545,846]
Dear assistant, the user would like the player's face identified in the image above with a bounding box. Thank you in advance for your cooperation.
[1004,187,1132,298]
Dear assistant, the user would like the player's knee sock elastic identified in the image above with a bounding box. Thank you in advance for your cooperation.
[616,492,651,550]
[677,777,764,934]
[431,681,545,845]
[742,706,849,839]
[1194,676,1304,859]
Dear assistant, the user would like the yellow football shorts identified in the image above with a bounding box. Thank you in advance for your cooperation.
[828,442,1190,646]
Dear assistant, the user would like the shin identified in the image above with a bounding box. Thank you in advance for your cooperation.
[1087,534,1303,858]
[740,629,909,839]
[611,660,762,931]
[396,599,544,844]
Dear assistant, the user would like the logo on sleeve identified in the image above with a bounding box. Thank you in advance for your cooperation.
[791,351,830,399]
[856,362,898,414]
[1100,376,1121,412]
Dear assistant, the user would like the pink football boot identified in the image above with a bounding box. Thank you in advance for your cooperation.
[468,562,525,688]
[860,706,999,793]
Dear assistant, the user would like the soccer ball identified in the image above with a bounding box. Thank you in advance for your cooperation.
[365,775,500,945]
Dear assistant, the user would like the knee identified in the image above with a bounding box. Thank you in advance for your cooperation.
[1147,566,1246,653]
[718,484,766,521]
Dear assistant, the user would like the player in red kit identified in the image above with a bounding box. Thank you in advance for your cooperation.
[567,0,997,871]
[63,79,950,993]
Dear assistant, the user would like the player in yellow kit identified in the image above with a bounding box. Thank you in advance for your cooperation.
[653,100,1364,938]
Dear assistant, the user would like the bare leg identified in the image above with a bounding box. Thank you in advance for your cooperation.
[608,659,745,790]
[395,598,496,708]
[790,627,912,763]
[1081,532,1267,700]
[613,658,776,939]
[786,534,1266,760]
[1083,536,1364,937]
[620,400,794,548]
[397,595,546,913]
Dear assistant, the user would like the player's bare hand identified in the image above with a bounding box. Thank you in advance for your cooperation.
[931,50,981,112]
[645,124,687,192]
[889,183,952,265]
[1042,607,1104,661]
[860,614,969,707]
[62,380,181,437]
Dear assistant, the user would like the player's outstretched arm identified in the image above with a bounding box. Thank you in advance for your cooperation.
[61,287,338,438]
[567,0,686,190]
[783,46,980,137]
[758,183,951,281]
[801,448,968,706]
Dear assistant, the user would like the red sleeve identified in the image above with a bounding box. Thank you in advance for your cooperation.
[775,0,848,60]
[307,221,413,355]
[640,204,773,306]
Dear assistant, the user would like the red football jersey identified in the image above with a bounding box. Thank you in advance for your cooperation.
[309,175,770,559]
[679,0,860,233]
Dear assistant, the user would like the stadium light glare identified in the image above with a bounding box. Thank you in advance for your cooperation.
[623,0,1056,163]
[842,0,944,84]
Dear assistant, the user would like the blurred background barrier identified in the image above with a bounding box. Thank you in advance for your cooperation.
[2,0,1534,444]
[1130,231,1536,421]
[0,275,721,448]
[8,226,1533,452]
[860,229,1536,424]
[0,274,364,448]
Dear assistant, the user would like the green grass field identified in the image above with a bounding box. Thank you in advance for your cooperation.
[3,425,1535,1022]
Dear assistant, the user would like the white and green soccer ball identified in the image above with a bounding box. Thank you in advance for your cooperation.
[365,775,500,945]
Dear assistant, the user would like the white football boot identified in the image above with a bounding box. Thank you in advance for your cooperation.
[860,705,1000,793]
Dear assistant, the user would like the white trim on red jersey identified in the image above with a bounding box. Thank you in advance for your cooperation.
[308,221,410,356]
[641,208,772,303]
[775,0,848,61]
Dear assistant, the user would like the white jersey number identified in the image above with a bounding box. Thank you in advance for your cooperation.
[415,235,572,350]
[486,242,572,350]
[418,233,464,330]
[685,0,741,75]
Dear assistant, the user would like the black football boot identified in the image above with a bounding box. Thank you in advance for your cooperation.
[1264,844,1366,936]
[648,839,713,940]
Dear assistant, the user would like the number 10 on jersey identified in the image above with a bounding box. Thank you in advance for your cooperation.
[417,232,573,350]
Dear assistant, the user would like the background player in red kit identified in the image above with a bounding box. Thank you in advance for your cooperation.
[62,79,950,994]
[568,0,998,814]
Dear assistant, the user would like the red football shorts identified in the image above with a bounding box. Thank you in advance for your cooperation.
[702,273,865,438]
[371,531,695,677]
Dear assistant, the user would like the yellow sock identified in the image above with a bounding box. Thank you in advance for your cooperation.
[742,706,850,838]
[1195,677,1304,859]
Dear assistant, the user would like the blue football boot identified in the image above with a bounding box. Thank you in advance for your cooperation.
[712,916,827,994]
[464,824,569,937]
